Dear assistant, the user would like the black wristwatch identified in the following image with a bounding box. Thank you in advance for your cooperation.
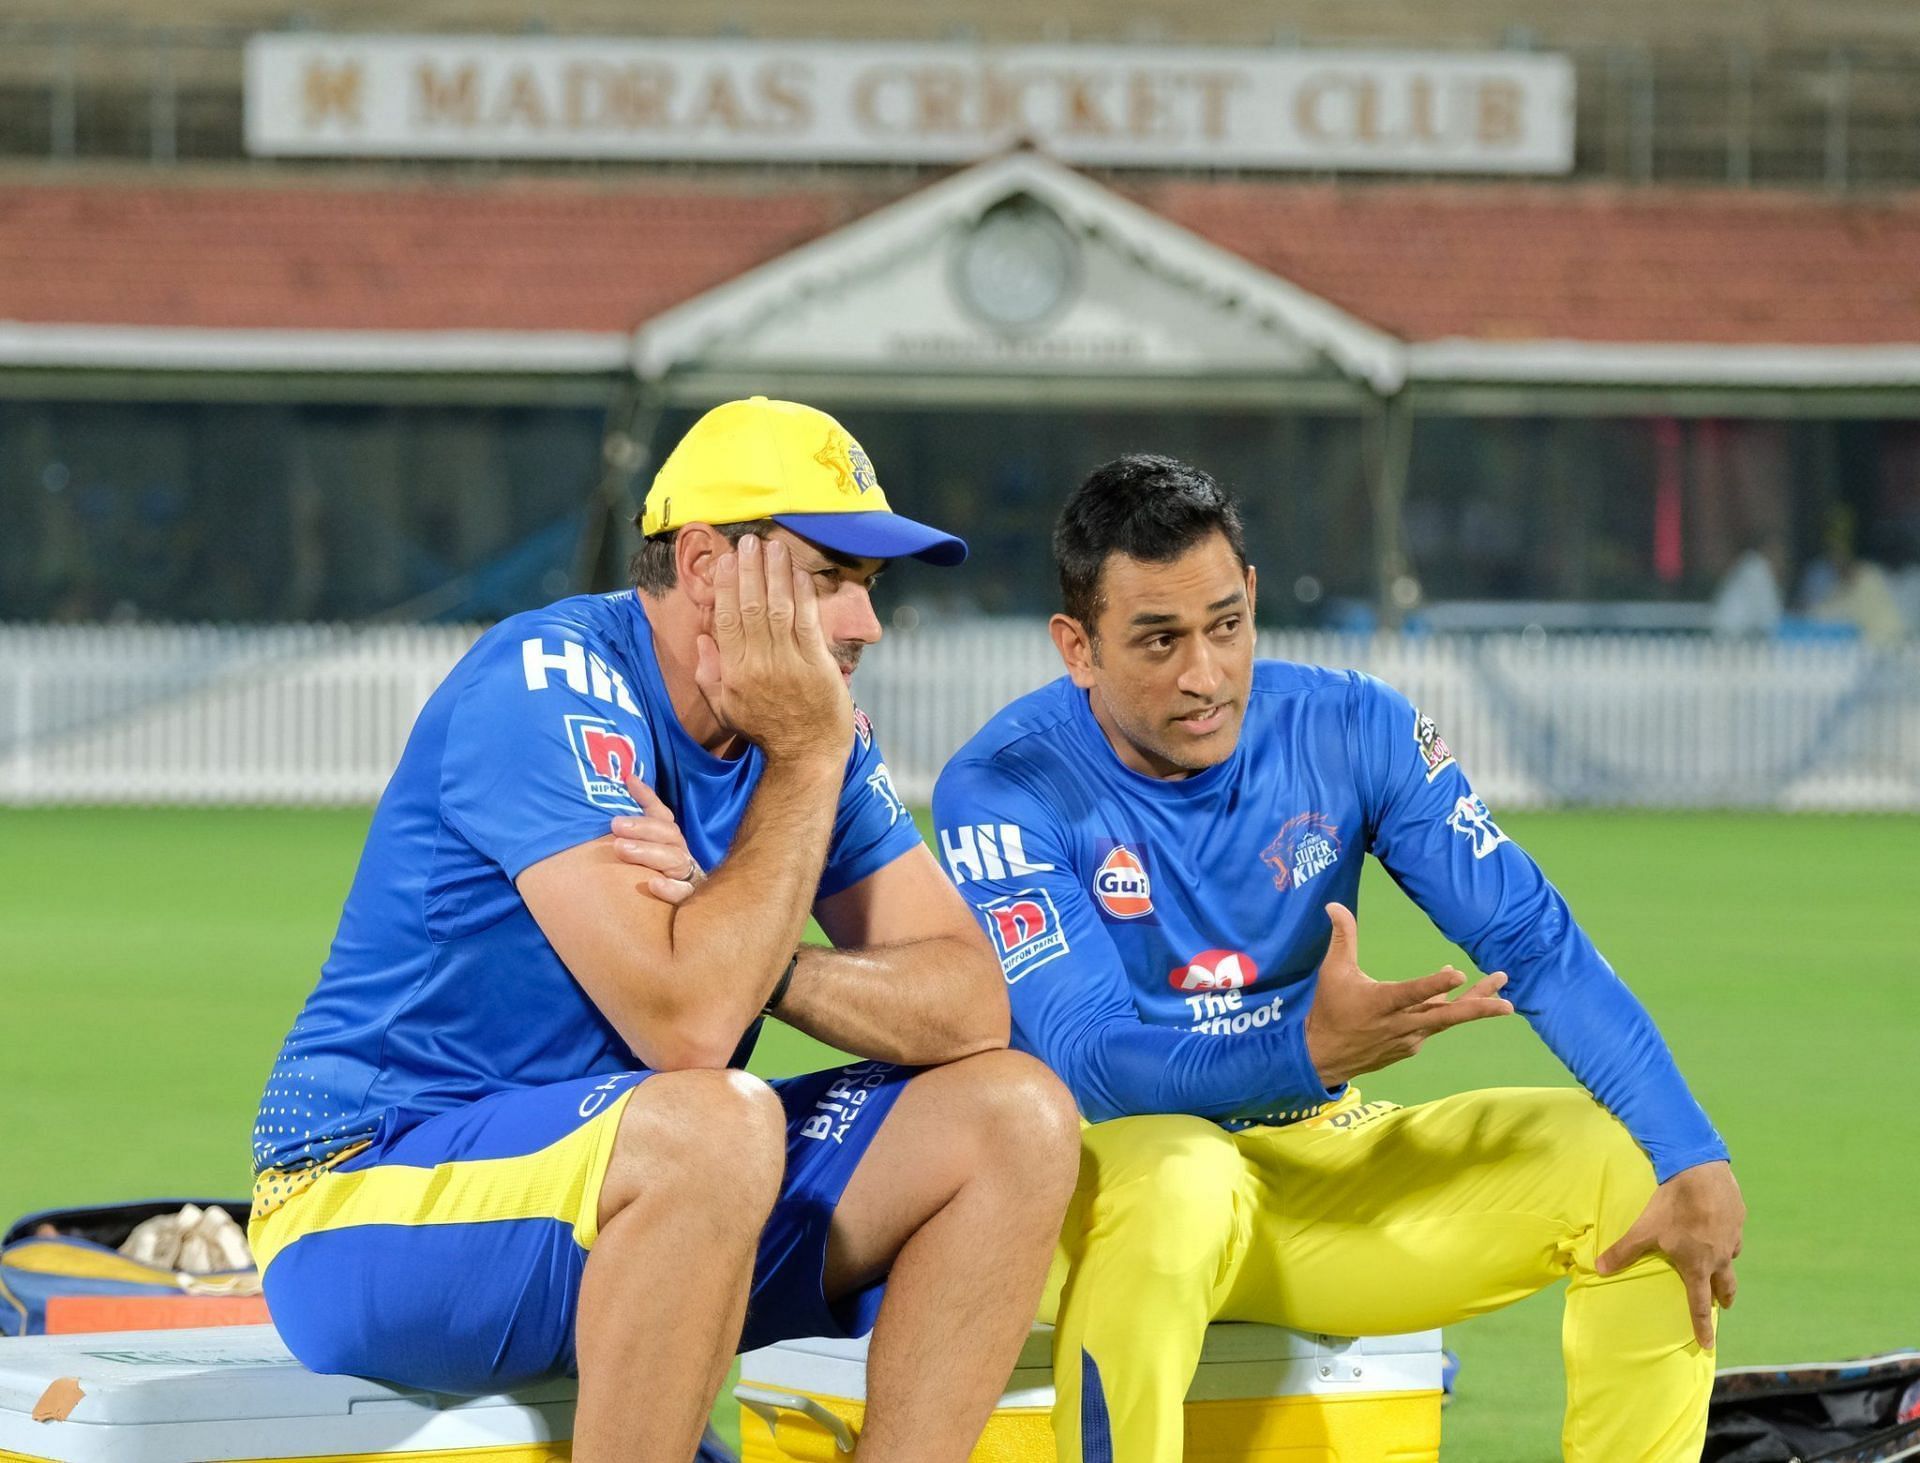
[763,952,799,1016]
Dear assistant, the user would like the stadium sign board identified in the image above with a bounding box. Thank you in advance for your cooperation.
[244,37,1574,174]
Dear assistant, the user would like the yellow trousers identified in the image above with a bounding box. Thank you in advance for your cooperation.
[1040,1087,1712,1463]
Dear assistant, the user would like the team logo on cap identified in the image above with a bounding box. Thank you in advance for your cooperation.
[815,429,878,496]
[1169,949,1256,993]
[1093,845,1154,920]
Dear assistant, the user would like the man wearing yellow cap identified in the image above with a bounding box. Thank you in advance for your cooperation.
[247,398,1080,1462]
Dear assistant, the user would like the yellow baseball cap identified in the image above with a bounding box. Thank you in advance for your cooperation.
[639,397,967,566]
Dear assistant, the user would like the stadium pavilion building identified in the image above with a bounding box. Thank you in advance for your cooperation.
[2,157,1918,626]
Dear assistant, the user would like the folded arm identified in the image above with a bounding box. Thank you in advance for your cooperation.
[779,843,1010,1066]
[521,752,843,1071]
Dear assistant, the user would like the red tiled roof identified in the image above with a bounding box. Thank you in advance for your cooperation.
[1,172,1918,346]
[1143,181,1920,346]
[0,178,868,334]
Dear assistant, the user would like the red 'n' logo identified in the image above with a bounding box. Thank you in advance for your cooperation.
[581,726,639,782]
[978,888,1068,984]
[565,715,645,810]
[989,900,1050,950]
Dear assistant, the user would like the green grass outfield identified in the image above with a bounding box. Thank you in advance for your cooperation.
[2,807,1915,1459]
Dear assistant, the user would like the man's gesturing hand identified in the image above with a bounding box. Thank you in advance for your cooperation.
[1304,903,1514,1087]
[695,533,852,766]
[1596,1160,1745,1349]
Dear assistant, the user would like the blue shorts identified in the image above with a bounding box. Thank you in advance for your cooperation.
[251,1062,912,1393]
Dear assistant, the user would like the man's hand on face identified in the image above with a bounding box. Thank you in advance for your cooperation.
[695,533,853,767]
[1304,903,1514,1088]
[1596,1160,1745,1350]
[610,773,701,905]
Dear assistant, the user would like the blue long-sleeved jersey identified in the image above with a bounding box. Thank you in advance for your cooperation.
[931,663,1727,1183]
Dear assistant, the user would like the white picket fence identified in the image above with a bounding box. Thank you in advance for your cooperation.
[2,622,1918,809]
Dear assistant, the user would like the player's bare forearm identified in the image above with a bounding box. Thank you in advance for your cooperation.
[643,753,843,1048]
[795,843,1012,1065]
[520,752,842,1069]
[776,935,1009,1066]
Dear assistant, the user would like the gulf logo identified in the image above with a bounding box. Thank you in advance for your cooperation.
[1169,950,1257,993]
[1093,845,1153,919]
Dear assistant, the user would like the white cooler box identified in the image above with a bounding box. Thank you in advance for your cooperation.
[0,1325,574,1463]
[739,1322,1445,1462]
[3,1321,1444,1463]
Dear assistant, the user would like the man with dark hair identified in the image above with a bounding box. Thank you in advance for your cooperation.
[932,453,1744,1463]
[1051,453,1246,634]
[250,397,1080,1463]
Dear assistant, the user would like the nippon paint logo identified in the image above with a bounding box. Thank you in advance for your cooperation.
[1168,949,1256,993]
[564,715,643,811]
[978,888,1069,983]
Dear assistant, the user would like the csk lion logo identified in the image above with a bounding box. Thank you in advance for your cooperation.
[815,430,879,495]
[1261,813,1342,894]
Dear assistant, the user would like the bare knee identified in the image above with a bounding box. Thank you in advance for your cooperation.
[946,1049,1080,1200]
[600,1069,785,1226]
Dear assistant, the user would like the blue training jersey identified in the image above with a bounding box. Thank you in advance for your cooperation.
[931,662,1728,1183]
[252,590,919,1175]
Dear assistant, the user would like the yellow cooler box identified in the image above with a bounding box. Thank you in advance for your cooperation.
[737,1323,1444,1462]
[0,1325,573,1462]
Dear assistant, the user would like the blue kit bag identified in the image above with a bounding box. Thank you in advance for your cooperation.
[0,1198,257,1337]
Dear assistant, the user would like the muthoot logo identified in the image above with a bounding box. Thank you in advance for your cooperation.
[1169,949,1255,992]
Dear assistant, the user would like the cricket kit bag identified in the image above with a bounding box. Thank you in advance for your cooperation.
[1,1199,259,1337]
[1707,1351,1920,1463]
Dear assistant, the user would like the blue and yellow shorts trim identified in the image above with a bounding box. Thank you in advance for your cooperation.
[251,1063,914,1395]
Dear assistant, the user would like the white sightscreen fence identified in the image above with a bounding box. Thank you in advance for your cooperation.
[2,623,1917,810]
